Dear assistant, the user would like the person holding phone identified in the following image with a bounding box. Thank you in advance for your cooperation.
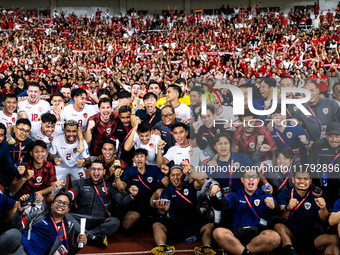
[151,164,215,255]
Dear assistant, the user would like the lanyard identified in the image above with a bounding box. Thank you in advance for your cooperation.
[286,108,293,118]
[137,174,151,190]
[149,112,157,124]
[93,181,111,217]
[229,154,234,186]
[275,131,292,150]
[13,142,22,166]
[207,129,215,138]
[50,216,69,250]
[329,152,340,165]
[288,188,310,218]
[165,125,174,136]
[175,189,193,205]
[122,128,133,144]
[307,104,322,125]
[276,167,292,192]
[244,194,260,219]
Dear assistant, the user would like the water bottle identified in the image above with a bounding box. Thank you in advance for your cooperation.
[261,185,271,192]
[185,235,197,244]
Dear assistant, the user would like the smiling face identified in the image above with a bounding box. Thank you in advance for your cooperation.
[119,111,131,128]
[173,126,188,146]
[30,145,47,165]
[3,97,17,114]
[60,88,71,103]
[271,112,286,127]
[41,121,56,137]
[161,107,175,126]
[326,133,340,150]
[241,170,260,194]
[138,130,151,145]
[14,123,31,142]
[27,85,41,103]
[304,83,319,104]
[99,102,112,122]
[201,109,215,129]
[259,81,272,99]
[51,96,64,108]
[149,83,161,96]
[51,195,70,217]
[170,168,185,189]
[90,162,106,184]
[74,93,87,110]
[64,125,77,143]
[292,172,311,191]
[241,115,255,134]
[102,142,116,160]
[144,96,156,114]
[276,153,293,172]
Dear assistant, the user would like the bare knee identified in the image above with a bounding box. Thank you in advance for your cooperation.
[261,230,281,248]
[152,222,167,232]
[213,227,233,243]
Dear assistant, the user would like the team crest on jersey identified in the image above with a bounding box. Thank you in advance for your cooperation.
[254,199,260,206]
[83,113,88,118]
[323,108,329,114]
[147,177,153,183]
[38,107,43,112]
[234,162,240,169]
[216,129,221,134]
[304,202,311,210]
[249,142,255,149]
[36,176,42,183]
[149,143,154,149]
[106,128,112,134]
[12,117,15,123]
[294,106,298,112]
[73,148,78,153]
[184,189,189,196]
[286,132,293,139]
[102,187,106,192]
[48,137,54,142]
[189,150,194,156]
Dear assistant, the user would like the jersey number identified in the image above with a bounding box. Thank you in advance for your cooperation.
[31,114,38,121]
[66,153,71,160]
[78,120,82,127]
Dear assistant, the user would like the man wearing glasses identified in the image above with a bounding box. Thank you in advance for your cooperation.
[274,171,339,255]
[7,192,87,254]
[211,169,281,255]
[7,118,33,166]
[153,105,191,153]
[68,160,138,247]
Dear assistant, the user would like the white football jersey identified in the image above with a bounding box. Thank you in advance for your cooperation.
[29,121,64,151]
[50,108,65,133]
[0,110,17,127]
[18,99,51,122]
[173,103,192,120]
[63,104,96,132]
[163,143,191,165]
[49,135,90,168]
[133,133,161,165]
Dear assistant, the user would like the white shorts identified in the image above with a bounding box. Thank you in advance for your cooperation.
[56,166,86,185]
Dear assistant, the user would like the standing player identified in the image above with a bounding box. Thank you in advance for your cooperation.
[0,94,18,127]
[63,88,96,133]
[85,98,118,159]
[17,83,51,122]
[165,85,192,120]
[48,120,91,185]
[50,92,65,132]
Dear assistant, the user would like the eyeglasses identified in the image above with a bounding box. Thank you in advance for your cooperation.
[243,175,259,180]
[55,200,69,207]
[17,127,30,134]
[90,168,104,172]
[161,113,173,119]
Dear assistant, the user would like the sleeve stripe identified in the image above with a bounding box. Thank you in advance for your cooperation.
[163,157,170,163]
[68,189,76,200]
[22,217,28,227]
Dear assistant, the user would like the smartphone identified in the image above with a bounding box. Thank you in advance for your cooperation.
[155,200,171,206]
[20,193,36,207]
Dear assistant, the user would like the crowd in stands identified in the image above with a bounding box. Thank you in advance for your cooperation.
[2,2,340,255]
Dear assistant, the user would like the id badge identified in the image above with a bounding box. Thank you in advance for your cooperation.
[54,244,68,255]
[259,218,267,227]
[222,186,231,197]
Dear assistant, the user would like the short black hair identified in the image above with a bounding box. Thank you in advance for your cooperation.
[118,105,131,114]
[118,90,131,99]
[41,112,57,124]
[272,103,282,115]
[31,140,47,151]
[60,85,71,91]
[143,92,157,101]
[28,82,41,90]
[91,160,104,168]
[168,84,182,99]
[3,93,17,102]
[276,147,295,160]
[53,191,72,207]
[148,80,161,88]
[173,122,187,131]
[16,118,32,128]
[260,78,276,88]
[103,138,116,148]
[199,104,215,117]
[98,88,111,99]
[161,105,175,114]
[214,132,231,145]
[332,82,340,92]
[71,88,87,99]
[190,86,203,95]
[133,148,148,157]
[98,97,112,108]
[239,108,254,120]
[51,92,64,100]
[175,78,186,86]
[137,121,152,133]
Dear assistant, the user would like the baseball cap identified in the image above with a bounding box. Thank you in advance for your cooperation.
[326,122,340,135]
